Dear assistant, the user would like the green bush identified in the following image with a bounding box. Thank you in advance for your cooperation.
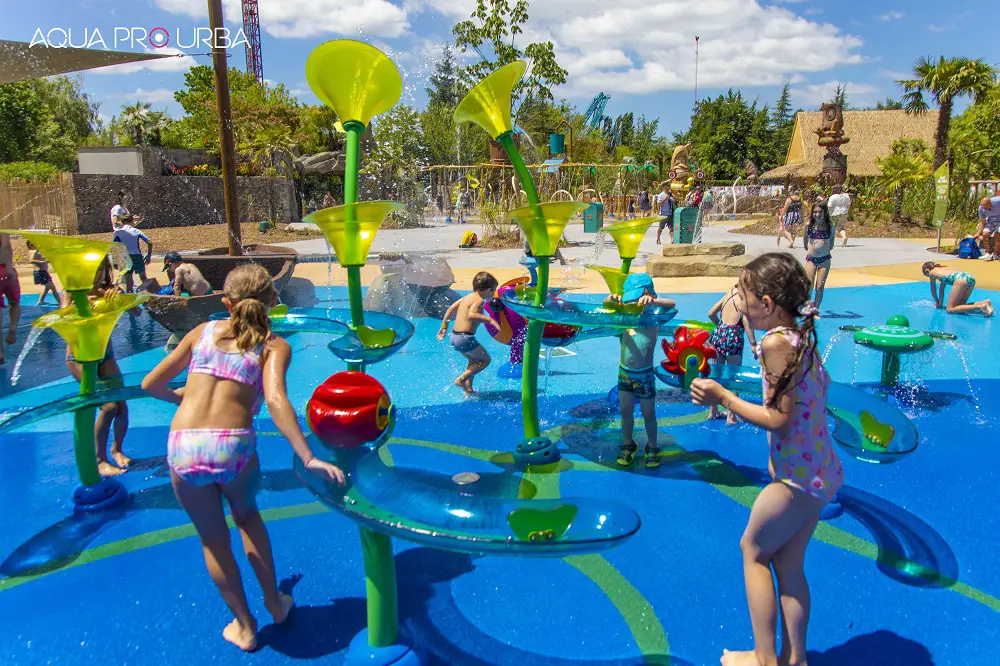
[0,161,62,183]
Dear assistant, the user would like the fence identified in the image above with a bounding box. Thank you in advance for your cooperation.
[0,174,77,234]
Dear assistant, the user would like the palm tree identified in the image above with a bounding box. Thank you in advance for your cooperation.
[877,139,932,221]
[119,101,153,145]
[897,56,996,169]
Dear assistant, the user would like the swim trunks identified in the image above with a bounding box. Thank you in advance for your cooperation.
[450,331,483,355]
[617,365,656,400]
[0,270,20,309]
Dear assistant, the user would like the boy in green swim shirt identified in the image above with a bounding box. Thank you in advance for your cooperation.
[609,273,676,467]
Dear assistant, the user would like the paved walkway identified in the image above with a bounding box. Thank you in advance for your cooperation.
[279,219,952,270]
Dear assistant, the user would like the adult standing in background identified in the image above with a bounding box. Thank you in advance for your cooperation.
[110,191,142,229]
[113,216,153,293]
[655,183,677,245]
[976,196,1000,262]
[826,184,851,248]
[322,191,335,208]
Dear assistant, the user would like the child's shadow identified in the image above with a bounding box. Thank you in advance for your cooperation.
[256,573,366,658]
[809,630,934,666]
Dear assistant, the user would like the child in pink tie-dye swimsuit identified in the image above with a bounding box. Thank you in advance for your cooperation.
[690,252,843,666]
[142,264,345,653]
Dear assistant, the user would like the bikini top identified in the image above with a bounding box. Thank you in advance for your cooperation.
[808,223,831,240]
[786,199,802,214]
[188,321,268,412]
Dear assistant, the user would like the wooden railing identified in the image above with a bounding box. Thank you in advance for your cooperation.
[0,174,77,234]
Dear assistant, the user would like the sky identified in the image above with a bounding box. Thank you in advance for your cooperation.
[4,0,999,138]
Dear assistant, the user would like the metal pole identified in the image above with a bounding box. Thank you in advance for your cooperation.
[208,0,244,256]
[694,36,700,107]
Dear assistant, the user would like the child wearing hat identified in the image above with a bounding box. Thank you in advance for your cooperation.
[608,273,675,467]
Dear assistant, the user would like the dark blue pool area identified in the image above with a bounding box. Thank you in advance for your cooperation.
[0,282,997,665]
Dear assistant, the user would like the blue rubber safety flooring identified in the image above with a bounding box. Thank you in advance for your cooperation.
[0,282,997,665]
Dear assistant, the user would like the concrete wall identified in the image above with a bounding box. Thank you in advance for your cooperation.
[77,147,143,175]
[71,174,299,234]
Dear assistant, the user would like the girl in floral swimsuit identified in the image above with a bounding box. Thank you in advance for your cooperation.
[707,286,757,424]
[690,253,843,666]
[142,264,346,652]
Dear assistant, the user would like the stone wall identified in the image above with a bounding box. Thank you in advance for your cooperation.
[71,174,299,234]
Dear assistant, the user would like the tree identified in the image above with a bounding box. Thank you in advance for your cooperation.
[619,112,635,148]
[0,82,43,164]
[119,102,169,146]
[172,65,305,155]
[631,116,660,165]
[871,97,903,110]
[427,45,462,108]
[363,105,426,224]
[877,138,932,221]
[452,0,568,116]
[29,76,100,169]
[299,105,342,153]
[420,102,489,166]
[831,84,848,110]
[897,56,997,169]
[770,82,795,165]
[677,89,773,180]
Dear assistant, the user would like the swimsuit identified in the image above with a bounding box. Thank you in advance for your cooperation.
[449,330,484,355]
[940,272,975,288]
[708,293,745,357]
[618,365,656,400]
[618,327,657,400]
[783,199,802,227]
[806,254,831,266]
[0,265,20,309]
[757,327,843,503]
[168,321,266,486]
[33,268,51,286]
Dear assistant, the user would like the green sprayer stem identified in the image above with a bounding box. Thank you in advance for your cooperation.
[499,132,544,440]
[69,288,101,486]
[359,527,398,647]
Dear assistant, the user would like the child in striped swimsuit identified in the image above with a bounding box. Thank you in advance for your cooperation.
[691,253,843,666]
[142,264,345,652]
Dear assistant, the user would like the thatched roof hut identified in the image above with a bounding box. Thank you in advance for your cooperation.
[760,109,939,181]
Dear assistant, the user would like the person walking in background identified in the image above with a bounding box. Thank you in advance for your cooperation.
[776,187,802,248]
[27,240,60,306]
[655,183,677,245]
[112,216,153,293]
[110,191,142,230]
[322,191,335,208]
[976,196,1000,261]
[827,184,851,247]
[638,189,651,217]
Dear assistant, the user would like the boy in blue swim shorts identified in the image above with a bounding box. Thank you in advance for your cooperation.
[609,273,676,468]
[438,271,500,395]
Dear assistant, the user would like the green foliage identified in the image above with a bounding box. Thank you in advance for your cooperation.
[678,89,773,180]
[298,105,342,154]
[0,82,43,164]
[630,116,660,166]
[0,161,62,183]
[420,102,489,166]
[364,105,426,225]
[871,97,903,110]
[171,65,305,156]
[897,56,997,167]
[453,0,568,109]
[769,83,795,166]
[877,138,933,220]
[118,101,170,146]
[427,45,462,107]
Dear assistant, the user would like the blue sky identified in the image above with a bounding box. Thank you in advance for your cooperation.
[5,0,999,137]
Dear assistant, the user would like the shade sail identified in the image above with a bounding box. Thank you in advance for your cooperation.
[0,40,174,84]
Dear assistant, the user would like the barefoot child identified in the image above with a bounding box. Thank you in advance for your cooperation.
[610,274,676,468]
[707,286,757,424]
[804,201,834,308]
[437,271,499,395]
[63,257,130,476]
[142,264,345,651]
[27,241,60,306]
[690,253,843,666]
[923,262,993,316]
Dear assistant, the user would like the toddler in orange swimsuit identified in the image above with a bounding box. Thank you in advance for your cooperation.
[690,253,843,666]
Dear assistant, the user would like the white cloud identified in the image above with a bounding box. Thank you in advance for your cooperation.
[154,0,409,38]
[927,24,956,32]
[114,87,177,103]
[805,7,823,15]
[89,47,197,74]
[879,10,904,21]
[879,69,910,80]
[791,80,879,106]
[423,0,863,97]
